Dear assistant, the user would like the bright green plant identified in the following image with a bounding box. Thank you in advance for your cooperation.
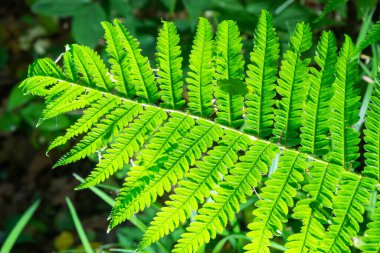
[19,9,380,253]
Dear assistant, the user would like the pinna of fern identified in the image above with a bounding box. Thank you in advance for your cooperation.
[18,9,380,253]
[360,77,380,253]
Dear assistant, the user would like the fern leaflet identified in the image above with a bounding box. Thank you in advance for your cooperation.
[214,20,245,128]
[156,21,185,109]
[300,31,337,156]
[272,22,312,147]
[186,17,215,117]
[329,36,360,169]
[245,10,279,138]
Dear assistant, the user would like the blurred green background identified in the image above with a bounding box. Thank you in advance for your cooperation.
[0,0,379,252]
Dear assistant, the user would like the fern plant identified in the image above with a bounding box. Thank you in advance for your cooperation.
[20,10,380,253]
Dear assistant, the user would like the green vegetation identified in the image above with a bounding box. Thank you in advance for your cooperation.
[19,7,380,253]
[2,1,380,252]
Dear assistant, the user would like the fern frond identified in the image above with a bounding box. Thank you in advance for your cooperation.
[48,97,119,151]
[186,17,214,117]
[363,83,380,181]
[245,10,280,138]
[356,20,380,54]
[53,100,140,167]
[42,91,103,124]
[272,22,312,147]
[77,107,167,189]
[19,17,380,253]
[214,20,245,128]
[285,162,343,252]
[71,44,115,91]
[314,0,347,23]
[174,141,277,253]
[20,58,63,96]
[109,120,223,229]
[102,21,134,97]
[114,112,195,203]
[156,21,185,109]
[39,86,84,124]
[113,19,159,103]
[62,50,78,82]
[360,82,380,253]
[300,31,337,156]
[140,130,251,248]
[361,192,380,253]
[319,173,374,252]
[245,151,307,253]
[28,57,63,78]
[329,35,360,169]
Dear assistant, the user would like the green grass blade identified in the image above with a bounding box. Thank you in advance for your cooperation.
[0,199,40,253]
[65,197,94,253]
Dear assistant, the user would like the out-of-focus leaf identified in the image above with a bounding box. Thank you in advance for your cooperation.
[246,0,292,15]
[7,86,32,111]
[31,0,90,17]
[275,4,315,31]
[71,3,106,48]
[211,0,244,12]
[218,79,248,96]
[0,112,20,133]
[182,0,211,28]
[111,0,134,18]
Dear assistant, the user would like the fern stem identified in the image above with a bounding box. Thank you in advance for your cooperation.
[34,76,335,169]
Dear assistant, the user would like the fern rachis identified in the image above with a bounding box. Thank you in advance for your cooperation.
[19,10,380,253]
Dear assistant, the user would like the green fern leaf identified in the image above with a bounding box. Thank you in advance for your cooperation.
[361,192,380,253]
[113,19,159,103]
[18,16,379,253]
[245,151,308,253]
[174,141,277,253]
[102,21,134,97]
[48,97,119,151]
[285,162,343,252]
[186,17,215,117]
[62,50,77,82]
[109,120,223,229]
[360,80,380,253]
[329,35,360,169]
[112,112,194,211]
[53,99,138,167]
[245,9,280,138]
[28,57,63,78]
[272,22,312,147]
[362,82,380,181]
[72,44,115,91]
[139,131,250,248]
[156,21,185,109]
[20,58,63,96]
[300,31,337,156]
[77,107,167,189]
[319,173,374,252]
[214,20,245,128]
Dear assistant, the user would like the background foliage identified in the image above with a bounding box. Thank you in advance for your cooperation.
[1,0,380,252]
